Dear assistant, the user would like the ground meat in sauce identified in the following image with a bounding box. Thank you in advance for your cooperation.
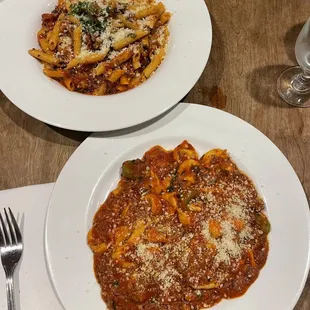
[88,141,270,310]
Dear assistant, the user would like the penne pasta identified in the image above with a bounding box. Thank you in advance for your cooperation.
[37,28,45,37]
[120,74,130,85]
[132,46,141,69]
[156,12,171,27]
[43,68,66,78]
[156,2,166,16]
[46,31,52,41]
[76,80,88,90]
[113,30,148,50]
[147,15,159,29]
[93,81,107,95]
[28,49,60,65]
[148,3,165,29]
[58,0,65,8]
[39,38,51,54]
[117,15,139,30]
[94,47,132,77]
[49,13,64,51]
[37,29,51,54]
[109,0,116,10]
[73,25,82,56]
[110,49,134,67]
[43,63,53,70]
[129,75,142,88]
[66,58,80,69]
[112,19,124,28]
[143,48,165,78]
[141,36,149,47]
[67,15,80,25]
[63,78,75,91]
[116,85,128,92]
[134,3,162,19]
[66,52,108,69]
[65,0,71,11]
[107,69,125,83]
[30,0,170,95]
[94,62,111,76]
[83,53,108,64]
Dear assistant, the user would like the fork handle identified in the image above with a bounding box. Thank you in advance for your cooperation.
[6,275,15,310]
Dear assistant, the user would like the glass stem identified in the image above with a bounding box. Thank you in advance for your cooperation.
[292,70,310,94]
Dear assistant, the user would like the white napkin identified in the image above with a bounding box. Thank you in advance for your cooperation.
[0,184,62,310]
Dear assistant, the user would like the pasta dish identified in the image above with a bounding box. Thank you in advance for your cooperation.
[87,141,270,309]
[28,0,170,95]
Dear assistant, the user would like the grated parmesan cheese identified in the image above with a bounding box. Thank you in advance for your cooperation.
[202,220,242,265]
[112,28,135,43]
[158,267,180,290]
[134,232,192,295]
[60,36,72,48]
[108,47,127,60]
[137,16,155,30]
[98,21,113,51]
[226,203,248,220]
[156,26,166,45]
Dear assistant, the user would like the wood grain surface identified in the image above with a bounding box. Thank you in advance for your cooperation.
[0,0,310,308]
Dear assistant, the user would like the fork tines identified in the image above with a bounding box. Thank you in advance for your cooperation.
[0,208,22,247]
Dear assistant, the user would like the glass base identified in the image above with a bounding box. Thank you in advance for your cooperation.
[277,66,310,107]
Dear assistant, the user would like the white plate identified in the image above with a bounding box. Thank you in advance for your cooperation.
[45,103,310,310]
[0,0,211,132]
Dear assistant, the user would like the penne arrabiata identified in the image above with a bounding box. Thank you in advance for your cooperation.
[29,0,170,95]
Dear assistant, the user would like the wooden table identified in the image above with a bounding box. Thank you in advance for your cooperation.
[0,0,309,308]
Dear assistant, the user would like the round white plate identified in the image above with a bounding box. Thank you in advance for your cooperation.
[0,0,211,132]
[45,103,310,310]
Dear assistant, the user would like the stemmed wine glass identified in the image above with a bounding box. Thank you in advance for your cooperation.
[277,17,310,107]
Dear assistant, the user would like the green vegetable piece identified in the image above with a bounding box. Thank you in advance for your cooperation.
[121,160,142,180]
[255,213,271,234]
[182,190,199,206]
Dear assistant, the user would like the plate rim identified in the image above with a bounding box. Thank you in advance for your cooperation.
[45,103,310,310]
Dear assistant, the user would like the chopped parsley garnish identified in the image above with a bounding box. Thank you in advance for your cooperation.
[70,1,109,35]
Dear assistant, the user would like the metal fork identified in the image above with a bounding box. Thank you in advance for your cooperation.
[0,208,23,310]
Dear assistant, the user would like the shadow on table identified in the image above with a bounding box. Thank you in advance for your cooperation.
[294,274,310,309]
[247,22,308,109]
[50,126,89,143]
[0,91,89,145]
[246,65,295,109]
[183,13,225,105]
[284,22,304,63]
